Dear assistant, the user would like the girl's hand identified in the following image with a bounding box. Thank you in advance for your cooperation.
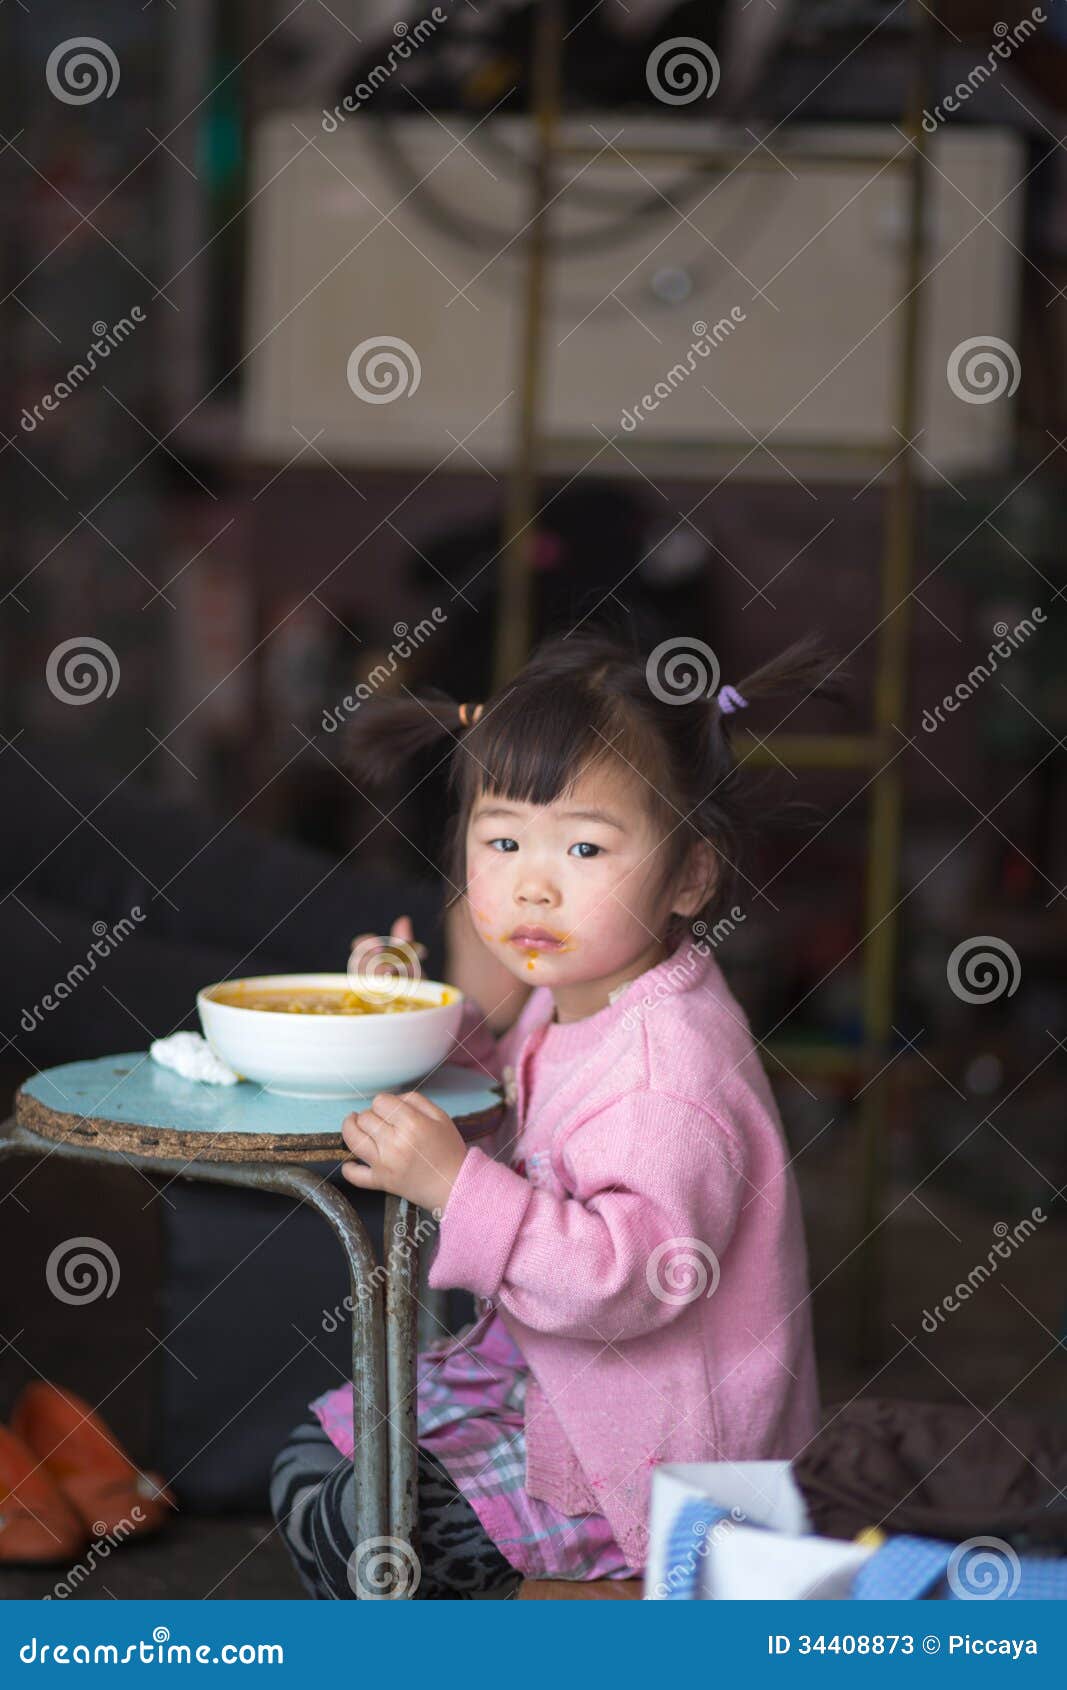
[340,1090,468,1213]
[349,914,428,977]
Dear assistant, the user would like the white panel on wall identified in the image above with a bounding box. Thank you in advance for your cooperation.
[242,116,1024,479]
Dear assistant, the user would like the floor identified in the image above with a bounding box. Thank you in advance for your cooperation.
[1,1517,304,1601]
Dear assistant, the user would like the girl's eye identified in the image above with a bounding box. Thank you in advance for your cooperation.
[569,841,601,859]
[488,837,519,853]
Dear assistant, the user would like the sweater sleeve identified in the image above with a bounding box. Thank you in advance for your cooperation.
[427,1091,749,1341]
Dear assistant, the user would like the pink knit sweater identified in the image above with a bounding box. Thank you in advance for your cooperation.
[433,937,821,1569]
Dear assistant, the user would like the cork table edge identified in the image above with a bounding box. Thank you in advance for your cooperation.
[14,1089,504,1165]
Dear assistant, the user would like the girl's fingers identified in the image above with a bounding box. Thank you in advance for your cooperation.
[370,1091,414,1127]
[341,1113,379,1156]
[388,917,428,961]
[340,1159,380,1190]
[377,1094,434,1133]
[398,1090,443,1122]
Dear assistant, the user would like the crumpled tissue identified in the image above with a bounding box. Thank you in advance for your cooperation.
[149,1031,240,1086]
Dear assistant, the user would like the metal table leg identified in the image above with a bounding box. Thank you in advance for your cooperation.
[0,1124,405,1595]
[383,1195,419,1580]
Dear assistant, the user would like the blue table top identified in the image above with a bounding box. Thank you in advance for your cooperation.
[19,1053,502,1140]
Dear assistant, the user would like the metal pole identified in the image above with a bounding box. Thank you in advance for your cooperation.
[492,0,562,689]
[854,0,938,1357]
[384,1194,419,1582]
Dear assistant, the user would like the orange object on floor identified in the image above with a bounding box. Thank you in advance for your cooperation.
[10,1382,176,1542]
[0,1423,87,1565]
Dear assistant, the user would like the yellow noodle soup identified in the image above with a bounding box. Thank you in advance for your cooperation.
[208,984,440,1016]
[196,972,465,1097]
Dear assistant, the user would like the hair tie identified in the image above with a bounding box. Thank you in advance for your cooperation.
[458,701,484,728]
[717,685,748,715]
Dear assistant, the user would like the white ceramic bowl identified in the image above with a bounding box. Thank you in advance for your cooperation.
[197,973,465,1098]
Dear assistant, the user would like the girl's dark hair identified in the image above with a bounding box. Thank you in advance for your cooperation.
[344,631,845,942]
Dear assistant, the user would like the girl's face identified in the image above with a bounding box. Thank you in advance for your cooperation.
[465,756,704,1005]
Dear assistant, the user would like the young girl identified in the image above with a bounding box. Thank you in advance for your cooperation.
[271,632,830,1599]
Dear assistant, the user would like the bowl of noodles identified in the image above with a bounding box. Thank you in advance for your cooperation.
[197,973,465,1098]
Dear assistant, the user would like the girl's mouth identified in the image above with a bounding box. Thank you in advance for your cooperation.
[508,926,565,953]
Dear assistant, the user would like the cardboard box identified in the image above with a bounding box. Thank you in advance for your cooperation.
[646,1462,875,1600]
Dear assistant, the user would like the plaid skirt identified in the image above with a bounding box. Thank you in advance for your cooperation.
[308,1307,636,1581]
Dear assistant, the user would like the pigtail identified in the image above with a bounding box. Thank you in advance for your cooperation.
[342,690,466,785]
[726,633,847,721]
[691,633,848,920]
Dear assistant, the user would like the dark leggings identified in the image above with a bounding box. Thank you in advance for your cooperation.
[270,1418,522,1600]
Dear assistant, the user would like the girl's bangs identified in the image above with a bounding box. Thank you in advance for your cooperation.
[462,686,622,809]
[456,679,659,817]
